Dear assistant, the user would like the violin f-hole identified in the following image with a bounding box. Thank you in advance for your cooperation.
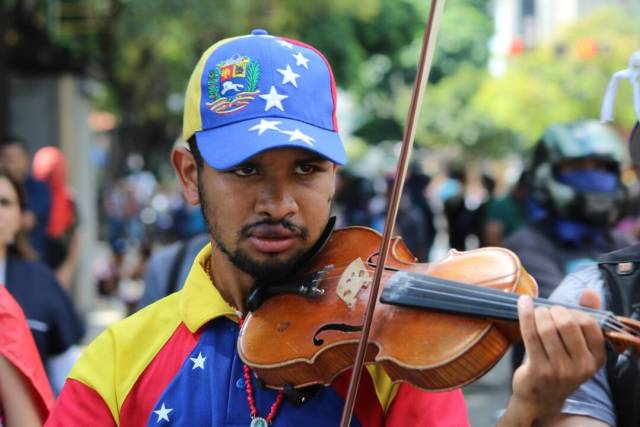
[312,323,363,346]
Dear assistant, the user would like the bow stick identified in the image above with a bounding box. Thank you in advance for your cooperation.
[339,1,447,425]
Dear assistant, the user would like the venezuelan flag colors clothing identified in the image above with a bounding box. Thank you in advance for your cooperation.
[47,245,469,426]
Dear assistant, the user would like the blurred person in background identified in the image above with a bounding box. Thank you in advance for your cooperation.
[546,54,640,426]
[405,168,436,260]
[472,173,496,247]
[138,232,209,309]
[31,146,80,290]
[506,120,633,372]
[103,178,137,256]
[443,166,473,251]
[483,171,530,247]
[0,169,84,394]
[0,137,51,259]
[338,174,377,228]
[375,173,430,261]
[138,140,211,309]
[0,286,53,426]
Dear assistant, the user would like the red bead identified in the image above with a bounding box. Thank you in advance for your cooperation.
[239,314,284,424]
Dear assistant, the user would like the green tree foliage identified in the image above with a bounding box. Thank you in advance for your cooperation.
[474,7,639,145]
[411,65,524,157]
[354,0,494,144]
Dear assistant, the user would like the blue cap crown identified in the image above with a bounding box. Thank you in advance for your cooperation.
[182,30,347,170]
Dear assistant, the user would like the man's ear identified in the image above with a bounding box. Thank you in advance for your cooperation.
[171,146,200,205]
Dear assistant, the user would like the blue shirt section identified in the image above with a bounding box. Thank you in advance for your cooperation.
[147,317,359,427]
[5,256,84,361]
[550,265,616,426]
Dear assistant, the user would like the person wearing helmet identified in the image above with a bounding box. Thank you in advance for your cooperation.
[545,122,640,427]
[506,120,634,372]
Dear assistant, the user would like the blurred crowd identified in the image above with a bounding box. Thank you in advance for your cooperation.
[92,119,640,320]
[1,117,638,421]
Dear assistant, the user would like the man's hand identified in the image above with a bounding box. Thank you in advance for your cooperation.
[497,291,606,427]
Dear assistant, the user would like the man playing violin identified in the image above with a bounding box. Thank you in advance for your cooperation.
[47,31,605,427]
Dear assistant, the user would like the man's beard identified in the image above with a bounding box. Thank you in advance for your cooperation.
[198,181,310,283]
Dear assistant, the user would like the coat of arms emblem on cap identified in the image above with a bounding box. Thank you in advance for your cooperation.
[206,55,261,114]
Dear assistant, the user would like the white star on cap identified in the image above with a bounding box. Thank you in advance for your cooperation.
[259,86,288,111]
[277,39,294,49]
[190,352,206,370]
[154,403,173,423]
[281,128,315,146]
[292,51,310,69]
[249,119,282,135]
[277,65,301,88]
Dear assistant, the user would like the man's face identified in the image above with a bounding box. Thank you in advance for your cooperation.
[198,148,336,282]
[0,144,30,181]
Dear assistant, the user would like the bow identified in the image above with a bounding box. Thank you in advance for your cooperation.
[339,1,447,425]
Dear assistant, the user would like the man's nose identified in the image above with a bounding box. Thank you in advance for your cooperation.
[255,181,299,219]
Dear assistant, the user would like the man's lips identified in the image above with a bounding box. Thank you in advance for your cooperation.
[246,224,300,253]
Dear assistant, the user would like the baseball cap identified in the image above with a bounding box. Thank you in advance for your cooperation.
[182,29,347,170]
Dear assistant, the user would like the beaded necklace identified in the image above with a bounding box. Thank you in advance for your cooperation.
[204,257,284,426]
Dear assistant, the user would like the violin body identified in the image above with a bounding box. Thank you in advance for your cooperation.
[238,227,538,391]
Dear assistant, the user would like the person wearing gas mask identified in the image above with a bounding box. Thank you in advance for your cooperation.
[544,123,640,427]
[506,120,634,373]
[544,51,640,426]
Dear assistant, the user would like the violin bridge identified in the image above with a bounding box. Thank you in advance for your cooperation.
[336,258,370,309]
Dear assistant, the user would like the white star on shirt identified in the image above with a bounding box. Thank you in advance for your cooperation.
[277,39,294,49]
[249,119,282,135]
[292,51,310,69]
[190,352,206,370]
[259,85,288,111]
[154,403,173,423]
[277,64,301,87]
[280,128,315,146]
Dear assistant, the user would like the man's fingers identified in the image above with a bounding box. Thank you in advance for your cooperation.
[533,304,572,371]
[578,288,601,310]
[518,295,547,362]
[549,305,587,359]
[576,310,607,367]
[577,289,606,365]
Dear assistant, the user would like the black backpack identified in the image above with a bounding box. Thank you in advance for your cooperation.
[597,244,640,427]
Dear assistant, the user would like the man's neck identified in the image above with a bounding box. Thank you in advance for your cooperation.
[207,245,254,314]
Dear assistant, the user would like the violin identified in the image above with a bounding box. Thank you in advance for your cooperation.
[238,226,640,391]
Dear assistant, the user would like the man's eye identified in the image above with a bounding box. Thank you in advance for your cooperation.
[234,166,257,176]
[295,164,317,175]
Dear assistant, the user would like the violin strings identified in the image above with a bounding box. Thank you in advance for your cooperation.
[386,281,637,337]
[316,267,607,320]
[382,274,624,328]
[314,268,636,337]
[307,264,639,338]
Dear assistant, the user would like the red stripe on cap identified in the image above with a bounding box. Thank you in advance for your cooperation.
[120,323,200,427]
[331,369,384,427]
[283,37,339,132]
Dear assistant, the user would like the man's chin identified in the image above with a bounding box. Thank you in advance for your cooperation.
[232,249,307,282]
